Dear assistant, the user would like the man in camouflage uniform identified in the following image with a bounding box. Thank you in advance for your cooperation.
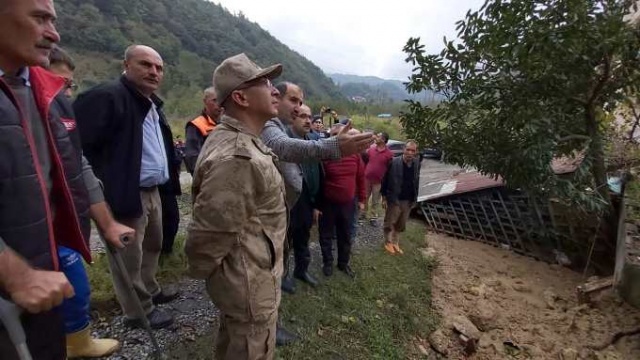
[185,53,286,360]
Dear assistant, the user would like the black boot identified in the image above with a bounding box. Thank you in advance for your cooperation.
[294,271,319,287]
[276,325,300,347]
[322,263,333,277]
[281,275,296,294]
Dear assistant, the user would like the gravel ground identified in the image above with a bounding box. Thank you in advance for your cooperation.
[86,179,389,359]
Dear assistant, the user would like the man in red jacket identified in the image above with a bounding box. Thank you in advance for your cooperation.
[319,124,366,278]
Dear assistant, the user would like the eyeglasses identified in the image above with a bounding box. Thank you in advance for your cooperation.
[64,78,78,91]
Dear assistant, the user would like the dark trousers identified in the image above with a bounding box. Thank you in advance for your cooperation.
[319,201,355,267]
[289,195,314,275]
[0,308,66,359]
[160,191,180,254]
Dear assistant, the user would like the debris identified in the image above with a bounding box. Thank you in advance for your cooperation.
[428,329,449,356]
[468,301,497,331]
[553,249,572,266]
[419,247,437,259]
[452,315,480,340]
[576,277,613,304]
[417,343,430,356]
[543,289,559,309]
[459,334,477,355]
[589,327,640,351]
[512,283,532,293]
[467,283,487,297]
[559,348,578,360]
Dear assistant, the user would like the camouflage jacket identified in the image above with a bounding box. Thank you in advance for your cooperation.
[186,114,287,322]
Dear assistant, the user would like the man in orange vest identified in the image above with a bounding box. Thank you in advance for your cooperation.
[184,86,223,174]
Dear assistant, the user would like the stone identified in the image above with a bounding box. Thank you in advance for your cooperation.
[459,334,477,355]
[419,247,437,259]
[452,315,481,340]
[560,348,579,360]
[468,301,497,331]
[543,289,559,309]
[468,284,487,297]
[512,283,533,293]
[428,329,449,356]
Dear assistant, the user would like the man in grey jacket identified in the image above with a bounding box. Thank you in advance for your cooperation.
[261,81,374,345]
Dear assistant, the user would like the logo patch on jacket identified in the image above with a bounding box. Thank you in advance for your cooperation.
[60,117,76,131]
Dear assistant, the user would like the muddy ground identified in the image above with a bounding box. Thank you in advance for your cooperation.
[423,232,640,360]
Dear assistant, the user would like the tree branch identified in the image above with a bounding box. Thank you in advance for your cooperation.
[628,104,640,142]
[557,134,592,142]
[588,54,611,107]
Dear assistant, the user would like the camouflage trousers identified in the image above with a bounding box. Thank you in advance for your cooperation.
[214,311,277,360]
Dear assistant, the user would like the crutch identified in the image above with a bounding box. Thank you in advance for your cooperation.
[0,297,32,360]
[104,234,165,359]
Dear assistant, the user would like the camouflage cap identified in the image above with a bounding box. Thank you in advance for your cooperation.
[213,53,283,105]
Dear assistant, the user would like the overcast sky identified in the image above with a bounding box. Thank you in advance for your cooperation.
[213,0,485,81]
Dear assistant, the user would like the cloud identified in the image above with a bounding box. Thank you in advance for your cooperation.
[213,0,485,80]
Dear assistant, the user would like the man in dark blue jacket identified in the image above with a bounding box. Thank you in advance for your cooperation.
[74,45,181,330]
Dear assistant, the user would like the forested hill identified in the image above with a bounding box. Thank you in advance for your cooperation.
[55,0,344,118]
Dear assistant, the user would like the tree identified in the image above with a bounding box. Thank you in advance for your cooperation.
[402,0,640,216]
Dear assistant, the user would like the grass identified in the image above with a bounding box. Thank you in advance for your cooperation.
[276,221,437,360]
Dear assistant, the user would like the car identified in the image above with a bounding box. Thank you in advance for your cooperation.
[387,140,405,157]
[422,147,443,160]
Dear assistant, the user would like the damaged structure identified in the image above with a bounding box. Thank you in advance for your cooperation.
[417,158,619,273]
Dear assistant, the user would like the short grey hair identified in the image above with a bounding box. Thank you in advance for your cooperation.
[203,86,216,99]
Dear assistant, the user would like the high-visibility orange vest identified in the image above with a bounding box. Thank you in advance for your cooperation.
[190,114,216,137]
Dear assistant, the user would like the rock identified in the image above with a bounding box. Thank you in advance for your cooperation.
[419,247,437,259]
[417,343,429,356]
[594,350,623,360]
[540,339,556,353]
[478,333,493,349]
[467,284,487,297]
[428,329,449,356]
[543,289,559,309]
[459,334,477,355]
[522,344,545,358]
[512,283,532,293]
[559,348,579,360]
[452,315,481,340]
[468,301,497,331]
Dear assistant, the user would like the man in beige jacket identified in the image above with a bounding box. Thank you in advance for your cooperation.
[185,53,287,360]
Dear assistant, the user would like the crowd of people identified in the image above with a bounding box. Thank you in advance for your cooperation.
[0,1,422,359]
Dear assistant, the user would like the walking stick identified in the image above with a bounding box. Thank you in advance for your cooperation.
[0,297,32,360]
[105,234,165,359]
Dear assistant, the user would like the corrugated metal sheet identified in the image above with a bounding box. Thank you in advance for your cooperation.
[417,155,583,202]
[417,171,503,202]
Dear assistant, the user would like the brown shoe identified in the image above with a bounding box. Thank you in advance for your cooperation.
[393,244,404,255]
[384,243,396,254]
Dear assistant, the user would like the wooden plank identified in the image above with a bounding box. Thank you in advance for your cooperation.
[449,200,467,238]
[496,192,524,250]
[488,193,510,247]
[477,197,500,245]
[576,277,613,304]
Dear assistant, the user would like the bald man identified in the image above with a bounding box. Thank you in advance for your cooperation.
[74,45,181,329]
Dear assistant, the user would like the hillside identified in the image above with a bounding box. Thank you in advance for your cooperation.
[329,73,440,104]
[55,0,344,118]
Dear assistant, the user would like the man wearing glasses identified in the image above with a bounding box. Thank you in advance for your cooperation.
[186,53,286,360]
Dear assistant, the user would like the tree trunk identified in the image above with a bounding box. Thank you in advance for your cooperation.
[585,105,611,209]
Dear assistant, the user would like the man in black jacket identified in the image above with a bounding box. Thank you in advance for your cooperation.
[74,45,181,329]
